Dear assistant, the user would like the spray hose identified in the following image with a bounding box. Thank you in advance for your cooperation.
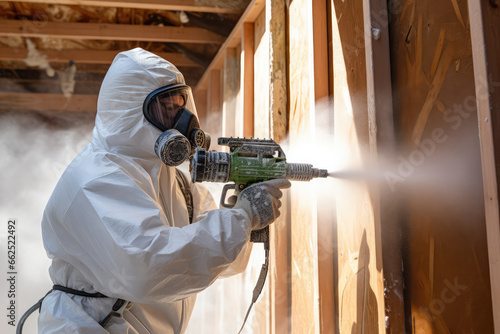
[237,229,270,334]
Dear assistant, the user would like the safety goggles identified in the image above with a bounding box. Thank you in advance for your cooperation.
[143,84,197,132]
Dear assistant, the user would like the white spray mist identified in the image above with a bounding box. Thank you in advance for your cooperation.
[0,113,93,334]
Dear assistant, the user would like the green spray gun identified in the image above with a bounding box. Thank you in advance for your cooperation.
[190,137,328,241]
[189,137,328,332]
[190,136,328,221]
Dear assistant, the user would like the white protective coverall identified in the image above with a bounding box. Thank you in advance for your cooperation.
[38,48,253,333]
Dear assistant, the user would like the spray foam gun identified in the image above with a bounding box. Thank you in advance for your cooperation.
[190,137,327,332]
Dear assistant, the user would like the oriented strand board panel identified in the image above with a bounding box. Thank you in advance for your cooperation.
[331,0,386,332]
[388,0,494,332]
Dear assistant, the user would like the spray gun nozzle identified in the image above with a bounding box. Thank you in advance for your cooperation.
[310,168,328,178]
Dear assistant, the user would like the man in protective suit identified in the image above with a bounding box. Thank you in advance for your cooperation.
[36,48,290,333]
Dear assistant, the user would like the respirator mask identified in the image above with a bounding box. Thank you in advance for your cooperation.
[143,84,211,166]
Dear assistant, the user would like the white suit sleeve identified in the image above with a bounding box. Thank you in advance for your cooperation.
[53,171,252,304]
[190,182,253,278]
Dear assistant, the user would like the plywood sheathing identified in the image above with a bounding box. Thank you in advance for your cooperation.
[388,0,494,332]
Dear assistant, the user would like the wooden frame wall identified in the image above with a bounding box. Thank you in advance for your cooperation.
[194,0,500,333]
[195,0,390,332]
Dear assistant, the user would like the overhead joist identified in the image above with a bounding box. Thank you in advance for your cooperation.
[0,19,225,44]
[2,0,241,14]
[0,47,201,67]
[196,0,265,90]
[0,92,98,113]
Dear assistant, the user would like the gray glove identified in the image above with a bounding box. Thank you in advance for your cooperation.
[233,179,291,230]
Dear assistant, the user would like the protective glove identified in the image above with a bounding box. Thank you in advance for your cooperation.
[233,179,291,230]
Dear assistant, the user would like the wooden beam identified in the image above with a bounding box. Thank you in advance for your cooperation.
[0,68,105,81]
[0,78,100,95]
[2,0,241,14]
[0,47,201,67]
[0,19,225,44]
[0,92,97,113]
[468,0,500,332]
[196,0,265,90]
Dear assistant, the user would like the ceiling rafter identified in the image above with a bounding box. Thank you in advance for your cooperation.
[2,0,241,14]
[0,19,225,43]
[0,92,98,113]
[0,47,201,66]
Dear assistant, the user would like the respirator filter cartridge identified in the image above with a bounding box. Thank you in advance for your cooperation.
[155,129,191,166]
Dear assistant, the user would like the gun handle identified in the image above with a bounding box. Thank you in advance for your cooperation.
[250,226,269,244]
[220,183,270,245]
[220,184,237,208]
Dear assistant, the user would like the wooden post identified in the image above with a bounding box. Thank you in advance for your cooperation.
[468,0,500,331]
[251,7,271,333]
[312,0,335,333]
[267,0,289,332]
[194,88,208,129]
[253,8,270,139]
[207,69,222,150]
[223,48,238,138]
[242,22,255,138]
[362,0,403,333]
[268,0,287,143]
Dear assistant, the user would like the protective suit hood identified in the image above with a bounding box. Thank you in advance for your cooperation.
[93,47,192,162]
